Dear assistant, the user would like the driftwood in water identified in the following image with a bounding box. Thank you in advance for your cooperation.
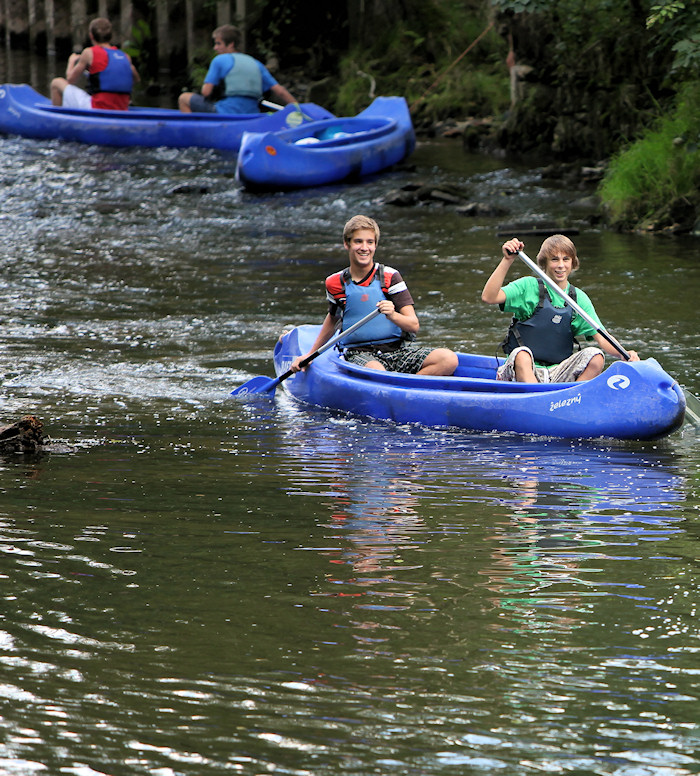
[0,416,48,454]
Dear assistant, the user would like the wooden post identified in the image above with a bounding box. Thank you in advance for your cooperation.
[217,0,230,26]
[27,0,39,51]
[185,0,195,64]
[44,0,56,56]
[236,0,246,50]
[156,0,170,76]
[70,0,88,51]
[120,0,132,46]
[3,0,11,52]
[98,0,108,19]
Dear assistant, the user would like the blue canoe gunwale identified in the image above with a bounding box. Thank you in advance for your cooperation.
[235,95,416,190]
[271,324,686,441]
[0,83,334,151]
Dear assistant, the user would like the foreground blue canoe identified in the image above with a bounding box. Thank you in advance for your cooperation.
[236,96,415,190]
[0,83,333,151]
[271,324,686,440]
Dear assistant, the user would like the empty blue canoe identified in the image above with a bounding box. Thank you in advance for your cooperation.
[0,83,333,151]
[236,95,415,190]
[271,324,686,440]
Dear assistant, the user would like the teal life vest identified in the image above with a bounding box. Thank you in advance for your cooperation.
[221,53,263,98]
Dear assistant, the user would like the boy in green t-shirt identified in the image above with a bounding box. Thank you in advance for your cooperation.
[481,235,639,383]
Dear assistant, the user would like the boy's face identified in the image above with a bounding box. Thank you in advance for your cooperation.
[213,36,235,54]
[344,228,377,271]
[544,252,574,286]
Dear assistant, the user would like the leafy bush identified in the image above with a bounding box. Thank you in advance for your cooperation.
[599,82,700,228]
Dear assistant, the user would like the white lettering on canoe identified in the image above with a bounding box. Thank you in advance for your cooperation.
[549,393,582,412]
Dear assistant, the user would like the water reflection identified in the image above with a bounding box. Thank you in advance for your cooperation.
[275,406,687,625]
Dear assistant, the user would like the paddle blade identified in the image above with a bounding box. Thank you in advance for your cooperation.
[683,387,700,426]
[231,375,280,398]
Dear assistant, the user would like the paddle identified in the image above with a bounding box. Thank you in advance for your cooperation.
[515,249,630,359]
[231,307,382,398]
[514,248,700,426]
[260,99,314,127]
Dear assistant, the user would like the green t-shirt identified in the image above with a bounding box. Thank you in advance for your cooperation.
[501,276,601,340]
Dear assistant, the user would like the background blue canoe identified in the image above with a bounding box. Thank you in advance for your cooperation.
[236,95,416,190]
[0,83,333,151]
[271,324,686,441]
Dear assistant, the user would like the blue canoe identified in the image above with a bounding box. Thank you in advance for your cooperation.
[235,95,415,190]
[0,83,333,151]
[271,324,686,440]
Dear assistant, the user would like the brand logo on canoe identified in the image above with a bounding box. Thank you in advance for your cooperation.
[607,375,630,390]
[551,314,563,324]
[549,393,581,412]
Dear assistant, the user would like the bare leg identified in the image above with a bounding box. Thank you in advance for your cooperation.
[364,359,386,371]
[513,349,538,383]
[417,348,458,376]
[178,92,194,113]
[576,353,605,381]
[50,78,68,106]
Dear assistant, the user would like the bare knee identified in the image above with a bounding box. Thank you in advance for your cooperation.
[365,359,386,371]
[178,92,192,112]
[576,353,605,381]
[514,350,537,382]
[417,348,458,376]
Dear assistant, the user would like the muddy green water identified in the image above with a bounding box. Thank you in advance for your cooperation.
[0,56,699,776]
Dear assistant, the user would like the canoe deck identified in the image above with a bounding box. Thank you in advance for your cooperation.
[271,325,686,441]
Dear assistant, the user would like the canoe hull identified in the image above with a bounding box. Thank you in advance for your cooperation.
[236,96,415,190]
[271,325,686,440]
[0,83,333,151]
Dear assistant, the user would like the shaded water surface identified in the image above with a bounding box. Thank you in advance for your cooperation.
[0,109,699,775]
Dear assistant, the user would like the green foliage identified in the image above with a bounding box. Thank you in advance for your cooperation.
[647,0,700,75]
[122,19,152,65]
[599,82,700,228]
[334,6,509,122]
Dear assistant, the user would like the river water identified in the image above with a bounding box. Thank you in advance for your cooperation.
[1,55,700,776]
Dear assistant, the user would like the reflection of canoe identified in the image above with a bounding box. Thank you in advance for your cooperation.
[0,83,333,151]
[236,96,415,190]
[273,324,686,440]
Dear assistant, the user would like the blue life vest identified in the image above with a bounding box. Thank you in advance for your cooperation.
[339,265,405,348]
[88,47,133,94]
[502,279,580,366]
[222,53,263,98]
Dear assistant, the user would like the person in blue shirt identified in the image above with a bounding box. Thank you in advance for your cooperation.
[178,24,296,114]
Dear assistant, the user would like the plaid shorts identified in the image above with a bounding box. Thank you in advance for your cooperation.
[343,341,435,373]
[497,346,605,383]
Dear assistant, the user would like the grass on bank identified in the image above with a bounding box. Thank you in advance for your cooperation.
[599,82,700,230]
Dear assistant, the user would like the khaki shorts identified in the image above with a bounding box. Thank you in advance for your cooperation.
[497,346,605,383]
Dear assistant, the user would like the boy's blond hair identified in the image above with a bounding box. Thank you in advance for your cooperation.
[536,234,579,271]
[343,215,380,245]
